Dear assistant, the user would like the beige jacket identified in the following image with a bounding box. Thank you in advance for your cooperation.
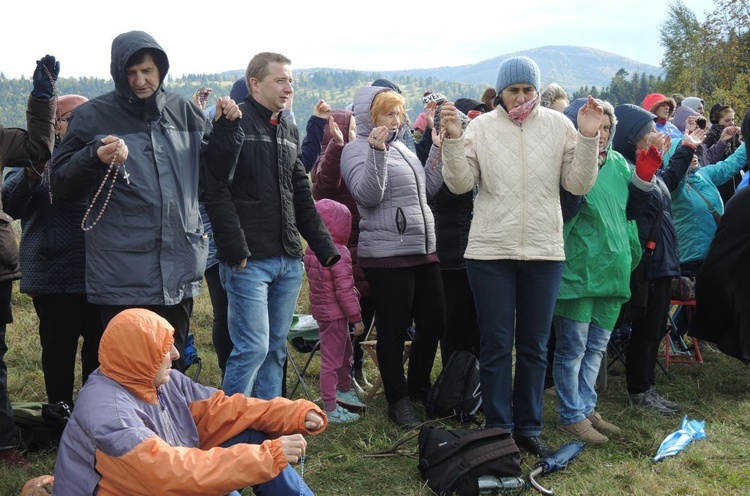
[442,104,598,261]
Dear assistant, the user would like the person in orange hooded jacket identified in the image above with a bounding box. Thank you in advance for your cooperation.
[52,308,326,495]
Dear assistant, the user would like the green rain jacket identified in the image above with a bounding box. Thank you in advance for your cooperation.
[555,149,649,331]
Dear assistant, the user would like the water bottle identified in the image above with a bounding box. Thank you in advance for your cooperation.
[477,475,527,495]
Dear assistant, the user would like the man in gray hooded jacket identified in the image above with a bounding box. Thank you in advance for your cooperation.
[52,31,243,371]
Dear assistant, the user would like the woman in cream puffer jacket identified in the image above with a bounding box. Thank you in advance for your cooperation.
[440,56,601,457]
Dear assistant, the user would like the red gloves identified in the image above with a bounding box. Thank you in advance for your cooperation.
[635,145,662,181]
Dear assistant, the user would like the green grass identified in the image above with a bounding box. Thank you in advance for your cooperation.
[4,279,750,495]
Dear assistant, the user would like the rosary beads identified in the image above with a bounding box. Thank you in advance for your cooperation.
[81,140,130,231]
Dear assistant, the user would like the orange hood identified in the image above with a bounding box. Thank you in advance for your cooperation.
[98,308,174,404]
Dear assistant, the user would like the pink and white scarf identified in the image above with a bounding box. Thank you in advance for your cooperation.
[508,95,539,126]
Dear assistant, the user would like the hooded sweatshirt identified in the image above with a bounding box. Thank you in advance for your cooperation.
[53,308,326,495]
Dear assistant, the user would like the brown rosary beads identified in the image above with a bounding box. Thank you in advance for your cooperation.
[80,139,130,231]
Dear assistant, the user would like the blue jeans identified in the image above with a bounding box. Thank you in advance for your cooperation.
[552,316,612,425]
[220,430,313,496]
[467,259,563,436]
[221,255,303,399]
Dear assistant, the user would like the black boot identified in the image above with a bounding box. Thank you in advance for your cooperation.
[513,434,555,458]
[388,396,421,429]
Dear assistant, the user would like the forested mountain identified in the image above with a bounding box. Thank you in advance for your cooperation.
[0,71,487,137]
[1,45,664,136]
[382,46,661,92]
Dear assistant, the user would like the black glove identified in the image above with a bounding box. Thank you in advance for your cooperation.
[31,54,59,99]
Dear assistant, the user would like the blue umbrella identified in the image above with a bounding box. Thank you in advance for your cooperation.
[528,441,585,495]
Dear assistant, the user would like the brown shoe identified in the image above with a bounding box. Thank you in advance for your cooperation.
[0,448,31,469]
[587,411,622,434]
[557,418,608,444]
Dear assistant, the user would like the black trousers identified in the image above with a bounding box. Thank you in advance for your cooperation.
[364,262,446,404]
[205,264,232,376]
[0,280,17,448]
[100,298,193,372]
[352,295,375,372]
[439,267,480,367]
[33,293,103,406]
[626,276,671,394]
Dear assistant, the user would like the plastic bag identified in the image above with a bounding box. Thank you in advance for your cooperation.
[21,475,54,496]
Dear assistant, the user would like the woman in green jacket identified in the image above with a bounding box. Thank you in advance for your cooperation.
[552,98,653,443]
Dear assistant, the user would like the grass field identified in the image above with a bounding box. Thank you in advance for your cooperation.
[3,279,750,495]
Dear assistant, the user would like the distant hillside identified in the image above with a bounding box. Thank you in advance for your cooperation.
[0,46,660,132]
[359,46,662,94]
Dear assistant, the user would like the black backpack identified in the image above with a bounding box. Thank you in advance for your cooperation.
[417,425,523,496]
[12,401,71,452]
[427,351,482,423]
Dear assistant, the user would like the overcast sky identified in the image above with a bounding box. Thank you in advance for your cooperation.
[2,1,710,80]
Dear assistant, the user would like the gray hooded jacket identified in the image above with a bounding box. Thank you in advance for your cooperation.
[51,31,243,305]
[341,86,441,259]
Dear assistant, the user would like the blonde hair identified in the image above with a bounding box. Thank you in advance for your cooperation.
[370,90,406,125]
[245,52,291,82]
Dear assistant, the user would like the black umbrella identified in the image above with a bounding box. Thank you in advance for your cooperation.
[528,441,585,495]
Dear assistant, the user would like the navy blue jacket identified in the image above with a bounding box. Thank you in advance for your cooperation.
[3,148,87,294]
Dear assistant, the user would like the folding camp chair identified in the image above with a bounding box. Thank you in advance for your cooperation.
[286,314,321,401]
[661,299,703,368]
[606,322,674,382]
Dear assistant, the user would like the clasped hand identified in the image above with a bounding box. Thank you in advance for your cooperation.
[214,96,242,122]
[97,136,129,165]
[368,126,388,150]
[279,434,307,464]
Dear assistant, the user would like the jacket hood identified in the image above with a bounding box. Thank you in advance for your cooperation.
[98,308,174,404]
[564,97,616,150]
[642,93,674,114]
[110,31,169,101]
[673,105,699,133]
[371,78,402,94]
[353,85,391,138]
[315,198,351,245]
[681,97,704,113]
[613,104,655,164]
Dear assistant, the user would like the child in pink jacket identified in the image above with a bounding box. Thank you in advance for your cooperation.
[304,198,365,422]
